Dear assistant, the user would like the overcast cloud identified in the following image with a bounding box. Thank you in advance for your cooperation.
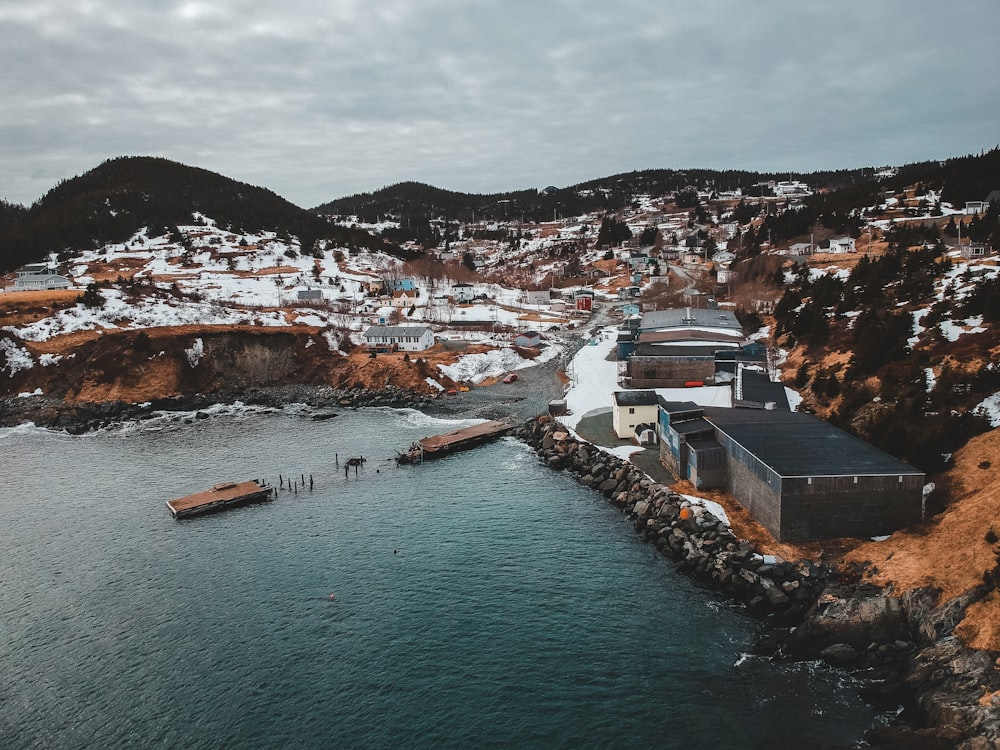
[2,0,998,207]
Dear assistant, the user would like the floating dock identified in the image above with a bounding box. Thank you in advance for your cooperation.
[166,480,274,519]
[398,419,515,463]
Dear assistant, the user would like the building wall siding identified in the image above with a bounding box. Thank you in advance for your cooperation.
[721,450,783,539]
[778,475,923,542]
[629,357,715,388]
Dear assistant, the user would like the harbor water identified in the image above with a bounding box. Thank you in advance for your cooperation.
[1,406,877,748]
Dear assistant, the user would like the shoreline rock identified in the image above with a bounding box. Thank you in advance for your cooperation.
[0,384,433,433]
[518,415,1000,748]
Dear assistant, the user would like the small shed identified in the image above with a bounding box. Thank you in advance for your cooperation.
[513,330,541,348]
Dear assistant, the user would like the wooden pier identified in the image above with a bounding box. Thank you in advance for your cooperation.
[166,480,274,519]
[397,419,516,464]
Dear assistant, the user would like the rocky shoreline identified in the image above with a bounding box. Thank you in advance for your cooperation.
[0,384,434,433]
[519,415,1000,749]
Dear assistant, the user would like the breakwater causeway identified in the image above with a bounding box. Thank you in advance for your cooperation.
[519,416,829,619]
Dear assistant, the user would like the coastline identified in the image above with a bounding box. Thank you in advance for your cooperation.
[2,380,998,746]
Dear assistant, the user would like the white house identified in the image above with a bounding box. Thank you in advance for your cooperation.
[10,263,71,291]
[452,283,475,303]
[390,289,419,308]
[364,325,435,352]
[827,237,856,254]
[612,390,660,440]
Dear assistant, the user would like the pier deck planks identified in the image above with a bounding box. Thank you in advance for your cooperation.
[166,480,273,519]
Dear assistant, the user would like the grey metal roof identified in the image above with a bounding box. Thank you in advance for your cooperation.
[639,308,742,332]
[704,409,923,478]
[614,390,659,407]
[364,325,431,338]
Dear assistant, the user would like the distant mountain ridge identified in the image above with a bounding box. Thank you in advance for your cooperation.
[311,150,999,228]
[0,156,399,272]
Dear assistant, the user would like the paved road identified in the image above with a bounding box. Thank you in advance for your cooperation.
[424,305,616,423]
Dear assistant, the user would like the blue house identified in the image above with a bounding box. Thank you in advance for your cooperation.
[389,278,416,292]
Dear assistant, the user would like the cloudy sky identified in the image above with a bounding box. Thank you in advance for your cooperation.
[2,1,998,208]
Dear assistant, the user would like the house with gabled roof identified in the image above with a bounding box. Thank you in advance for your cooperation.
[363,325,435,352]
[10,263,71,291]
[612,390,660,440]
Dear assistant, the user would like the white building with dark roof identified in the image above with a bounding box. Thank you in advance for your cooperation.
[363,325,435,352]
[612,390,660,439]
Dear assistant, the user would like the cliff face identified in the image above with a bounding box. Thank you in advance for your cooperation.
[2,326,337,402]
[1,324,463,406]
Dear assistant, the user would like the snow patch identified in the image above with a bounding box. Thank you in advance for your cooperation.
[973,393,1000,427]
[1,339,34,376]
[185,338,204,368]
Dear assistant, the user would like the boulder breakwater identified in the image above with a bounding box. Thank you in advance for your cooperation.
[519,415,830,623]
[519,415,1000,748]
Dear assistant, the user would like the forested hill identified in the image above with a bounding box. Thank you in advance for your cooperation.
[313,167,883,225]
[314,150,1000,229]
[0,157,400,273]
[313,181,553,223]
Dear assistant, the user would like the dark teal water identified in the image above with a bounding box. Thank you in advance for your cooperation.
[0,407,874,749]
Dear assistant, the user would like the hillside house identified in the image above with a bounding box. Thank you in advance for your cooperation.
[523,289,550,306]
[388,278,416,292]
[962,243,992,260]
[613,390,660,440]
[827,237,857,254]
[296,289,324,302]
[453,283,475,303]
[657,403,924,542]
[363,325,435,352]
[618,286,641,299]
[10,264,71,291]
[390,289,419,308]
[627,253,653,270]
[513,330,541,348]
[787,242,817,256]
[574,289,594,312]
